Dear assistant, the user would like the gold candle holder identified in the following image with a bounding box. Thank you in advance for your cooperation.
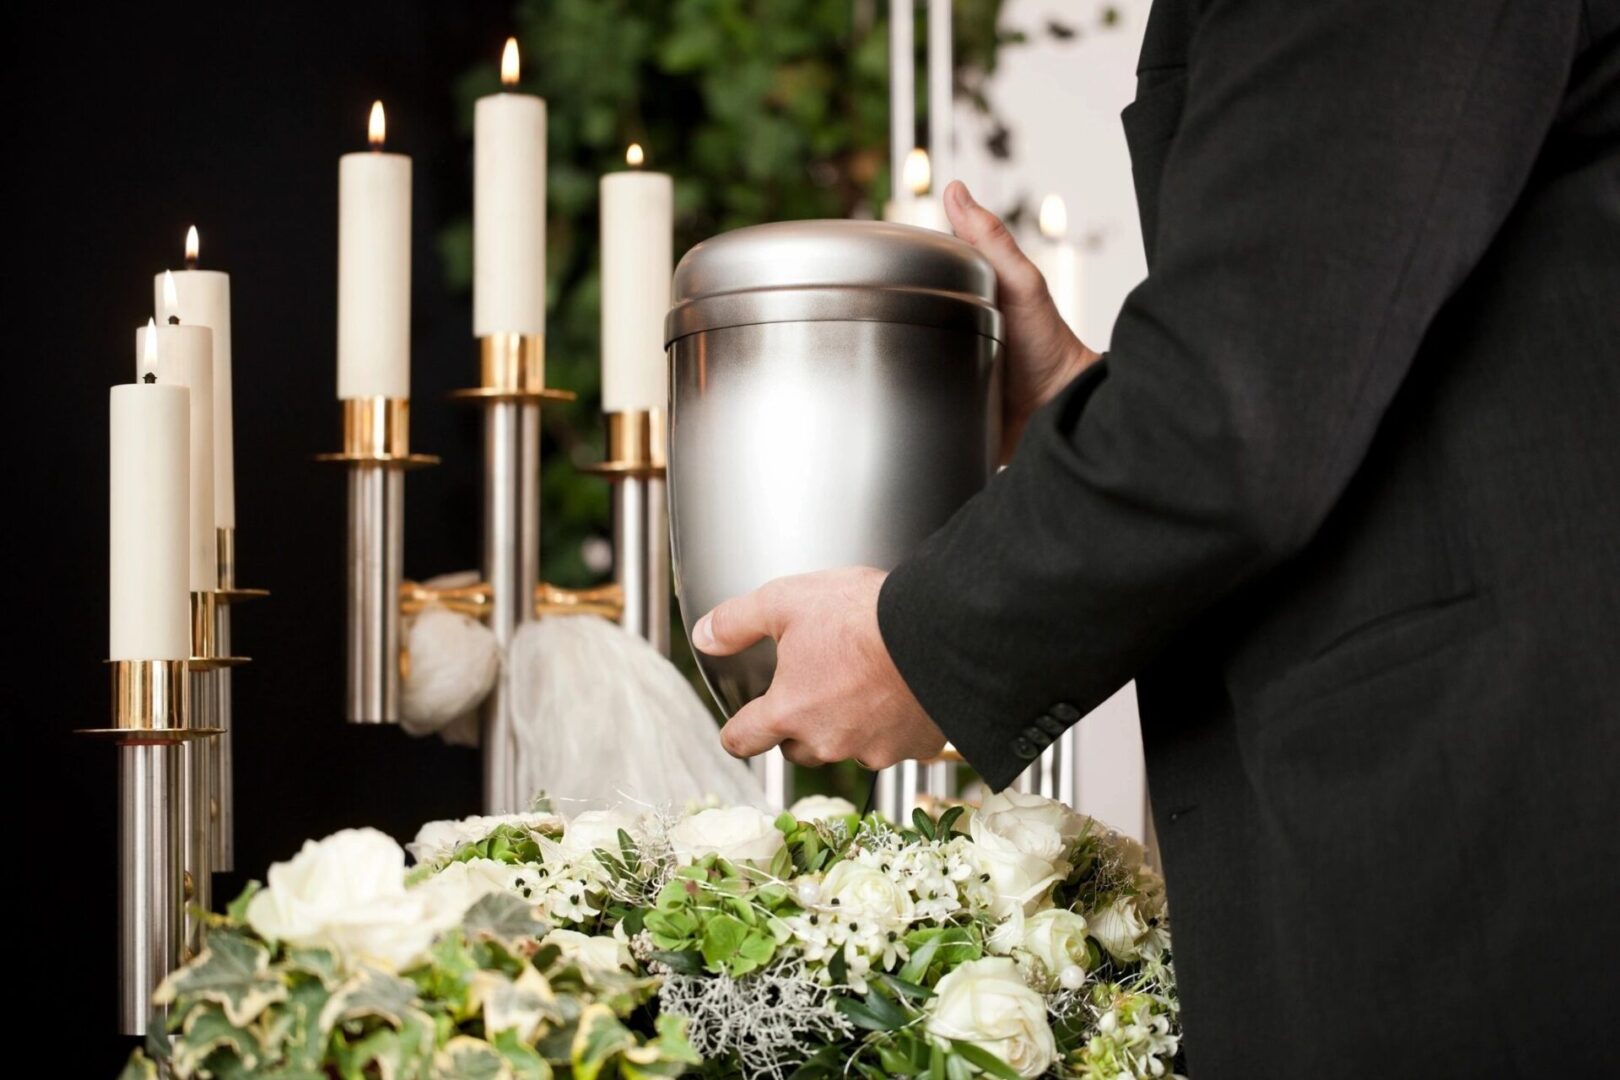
[582,408,671,655]
[400,578,626,621]
[447,333,575,402]
[314,397,441,468]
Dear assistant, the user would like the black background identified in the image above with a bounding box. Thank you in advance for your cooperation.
[13,3,524,1070]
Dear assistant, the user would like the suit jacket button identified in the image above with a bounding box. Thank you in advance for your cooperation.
[1035,713,1066,737]
[1013,737,1038,760]
[1027,726,1053,748]
[1050,702,1081,723]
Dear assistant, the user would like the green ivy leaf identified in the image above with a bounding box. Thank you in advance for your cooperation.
[464,891,549,946]
[433,1035,511,1080]
[493,1028,554,1080]
[156,929,287,1027]
[318,967,421,1032]
[648,949,704,976]
[571,1003,637,1080]
[116,1052,157,1080]
[173,1006,264,1074]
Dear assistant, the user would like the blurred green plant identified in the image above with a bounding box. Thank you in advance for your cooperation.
[442,0,1106,798]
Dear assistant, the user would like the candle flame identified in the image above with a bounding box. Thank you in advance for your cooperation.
[903,148,932,196]
[1038,194,1068,240]
[501,37,520,86]
[161,271,180,321]
[142,317,158,372]
[368,100,387,148]
[185,225,200,262]
[626,142,645,168]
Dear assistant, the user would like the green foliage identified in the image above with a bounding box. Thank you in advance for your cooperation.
[142,894,695,1079]
[643,855,798,977]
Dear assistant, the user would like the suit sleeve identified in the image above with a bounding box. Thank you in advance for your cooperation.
[877,0,1582,789]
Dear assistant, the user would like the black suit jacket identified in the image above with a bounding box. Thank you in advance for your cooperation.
[879,0,1620,1074]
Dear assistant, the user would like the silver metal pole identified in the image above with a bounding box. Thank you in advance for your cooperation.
[752,747,789,812]
[481,400,540,813]
[1054,729,1080,809]
[889,0,916,191]
[614,475,671,655]
[927,0,953,186]
[181,672,213,949]
[213,604,233,871]
[878,760,922,822]
[119,742,183,1036]
[345,466,403,724]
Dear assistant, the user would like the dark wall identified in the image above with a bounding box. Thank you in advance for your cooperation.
[13,3,513,1069]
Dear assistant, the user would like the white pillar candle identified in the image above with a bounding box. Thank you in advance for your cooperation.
[882,148,949,233]
[338,101,411,399]
[600,144,673,411]
[139,310,217,592]
[156,225,234,526]
[109,381,191,661]
[474,38,547,337]
[1030,194,1085,338]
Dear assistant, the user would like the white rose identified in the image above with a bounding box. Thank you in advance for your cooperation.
[417,858,528,925]
[819,860,915,926]
[926,957,1057,1079]
[1018,909,1091,984]
[560,809,643,860]
[975,791,1086,866]
[407,812,563,864]
[969,816,1063,919]
[246,828,439,971]
[667,806,785,868]
[542,928,635,972]
[1087,896,1149,962]
[789,795,858,823]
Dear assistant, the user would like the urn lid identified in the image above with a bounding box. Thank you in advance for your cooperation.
[665,219,1002,347]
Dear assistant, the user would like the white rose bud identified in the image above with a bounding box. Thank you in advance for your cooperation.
[560,809,643,860]
[1018,909,1091,983]
[788,795,858,822]
[819,860,915,926]
[667,806,785,868]
[542,928,635,971]
[975,791,1087,866]
[1087,896,1150,962]
[926,957,1057,1079]
[247,828,439,972]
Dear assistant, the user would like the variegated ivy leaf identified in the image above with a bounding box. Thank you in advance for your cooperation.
[620,1014,702,1080]
[285,946,343,988]
[474,964,557,1042]
[173,1005,265,1075]
[434,1035,515,1080]
[464,891,548,947]
[115,1052,158,1080]
[570,1003,637,1080]
[491,1029,554,1080]
[318,966,422,1032]
[155,929,288,1027]
[262,974,334,1072]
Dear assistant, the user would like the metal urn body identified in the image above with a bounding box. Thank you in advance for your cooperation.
[666,220,1003,717]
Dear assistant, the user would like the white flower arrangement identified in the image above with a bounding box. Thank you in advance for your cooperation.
[129,793,1179,1080]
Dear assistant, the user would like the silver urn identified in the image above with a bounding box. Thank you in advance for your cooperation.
[665,219,1004,717]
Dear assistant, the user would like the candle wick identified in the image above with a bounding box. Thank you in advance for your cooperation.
[185,256,198,270]
[142,372,157,384]
[167,315,180,326]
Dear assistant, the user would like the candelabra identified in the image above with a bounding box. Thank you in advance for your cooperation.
[325,334,666,815]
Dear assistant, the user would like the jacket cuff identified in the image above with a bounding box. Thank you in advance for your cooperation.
[878,560,1027,792]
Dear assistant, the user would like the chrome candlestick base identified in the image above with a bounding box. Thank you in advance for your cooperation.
[452,335,574,814]
[582,409,671,656]
[319,398,437,726]
[76,659,200,1036]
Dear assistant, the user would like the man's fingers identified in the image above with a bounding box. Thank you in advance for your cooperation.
[719,699,783,759]
[693,581,788,657]
[944,181,1046,301]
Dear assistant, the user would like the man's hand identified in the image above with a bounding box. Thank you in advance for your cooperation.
[943,181,1100,461]
[693,567,947,769]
